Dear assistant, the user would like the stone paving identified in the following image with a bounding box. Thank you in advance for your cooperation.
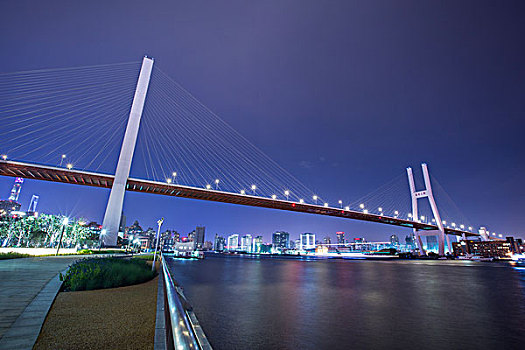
[0,256,80,349]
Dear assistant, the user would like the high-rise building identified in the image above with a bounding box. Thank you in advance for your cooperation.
[214,234,226,251]
[240,234,253,252]
[390,234,399,247]
[336,232,345,245]
[195,226,205,250]
[8,177,23,201]
[272,231,290,250]
[405,233,416,250]
[300,233,316,250]
[228,234,239,250]
[253,236,263,253]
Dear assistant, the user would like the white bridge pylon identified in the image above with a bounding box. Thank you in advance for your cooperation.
[101,56,154,246]
[407,163,451,256]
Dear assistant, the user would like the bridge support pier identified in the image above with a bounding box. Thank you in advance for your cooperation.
[407,163,446,256]
[101,56,154,246]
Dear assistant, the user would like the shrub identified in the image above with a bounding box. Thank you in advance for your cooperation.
[61,257,156,291]
[0,252,32,260]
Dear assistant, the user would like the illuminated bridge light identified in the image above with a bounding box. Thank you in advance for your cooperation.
[345,206,350,211]
[363,209,368,214]
[240,189,245,195]
[359,203,365,209]
[205,184,211,189]
[2,154,7,160]
[66,163,73,169]
[460,224,465,229]
[166,178,172,184]
[468,226,473,231]
[299,199,304,204]
[324,203,328,207]
[284,190,290,200]
[271,194,277,199]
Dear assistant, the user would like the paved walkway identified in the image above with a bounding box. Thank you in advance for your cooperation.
[0,256,80,349]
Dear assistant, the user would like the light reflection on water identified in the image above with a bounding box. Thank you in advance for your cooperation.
[166,255,525,350]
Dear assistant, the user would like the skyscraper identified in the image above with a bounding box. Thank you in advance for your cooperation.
[8,177,23,201]
[240,234,253,253]
[214,234,226,251]
[195,226,205,250]
[323,236,332,245]
[300,233,316,250]
[272,231,290,250]
[253,236,263,253]
[336,231,345,245]
[228,234,239,250]
[390,234,399,247]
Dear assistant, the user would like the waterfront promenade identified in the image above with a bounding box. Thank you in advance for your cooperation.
[0,256,80,349]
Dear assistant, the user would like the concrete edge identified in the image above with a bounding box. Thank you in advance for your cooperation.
[154,268,167,350]
[0,268,68,350]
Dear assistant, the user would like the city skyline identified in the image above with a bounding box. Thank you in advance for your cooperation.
[1,1,524,241]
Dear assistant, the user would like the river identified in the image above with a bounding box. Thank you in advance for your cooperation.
[166,254,525,349]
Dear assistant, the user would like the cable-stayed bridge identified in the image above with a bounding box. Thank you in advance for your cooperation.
[0,56,494,255]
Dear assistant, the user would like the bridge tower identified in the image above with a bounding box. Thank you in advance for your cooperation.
[101,56,154,246]
[406,163,450,256]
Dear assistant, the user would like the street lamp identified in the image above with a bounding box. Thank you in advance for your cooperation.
[359,203,365,209]
[166,178,172,184]
[2,154,7,160]
[338,200,343,209]
[363,209,368,214]
[215,179,220,189]
[66,163,73,170]
[284,190,290,200]
[240,189,245,195]
[378,207,383,215]
[345,206,350,211]
[313,195,318,204]
[206,184,211,190]
[408,213,413,219]
[172,172,177,183]
[271,194,277,199]
[394,210,399,217]
[59,154,66,167]
[324,203,328,207]
[152,218,164,272]
[299,199,304,204]
[251,184,257,194]
[55,217,69,256]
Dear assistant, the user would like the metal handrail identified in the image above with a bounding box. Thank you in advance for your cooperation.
[162,257,212,349]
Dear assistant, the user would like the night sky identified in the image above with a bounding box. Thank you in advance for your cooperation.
[1,1,524,242]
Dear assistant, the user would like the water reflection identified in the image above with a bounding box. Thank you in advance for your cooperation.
[167,256,525,350]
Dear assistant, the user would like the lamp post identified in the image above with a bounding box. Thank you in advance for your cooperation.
[59,154,66,167]
[152,217,164,272]
[55,217,69,256]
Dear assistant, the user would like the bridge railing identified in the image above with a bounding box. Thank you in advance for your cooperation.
[161,256,212,350]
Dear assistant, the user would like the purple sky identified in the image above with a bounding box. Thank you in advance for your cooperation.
[1,0,524,242]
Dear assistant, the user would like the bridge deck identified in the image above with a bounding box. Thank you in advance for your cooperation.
[0,160,478,237]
